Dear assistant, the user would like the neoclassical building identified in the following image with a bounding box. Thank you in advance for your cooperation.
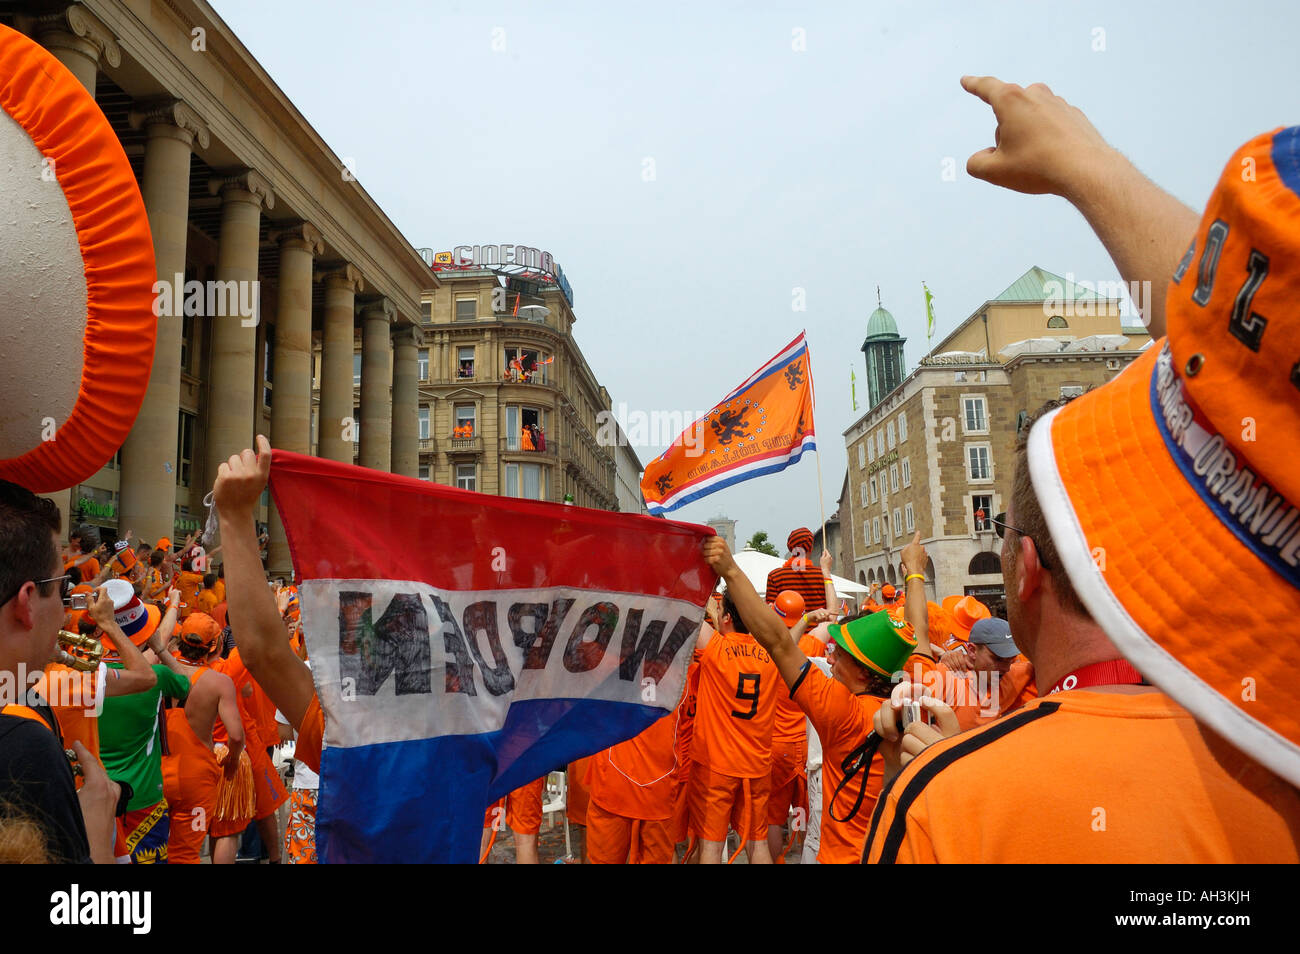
[7,0,435,576]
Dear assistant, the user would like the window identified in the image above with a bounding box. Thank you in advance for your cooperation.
[866,523,872,548]
[901,457,911,487]
[876,432,885,456]
[1060,385,1085,398]
[418,406,430,440]
[455,299,476,321]
[867,438,875,463]
[418,463,430,480]
[963,396,987,433]
[890,464,899,493]
[869,476,878,503]
[898,412,908,442]
[262,325,274,408]
[970,551,1001,574]
[1016,410,1030,435]
[180,314,193,373]
[352,352,362,387]
[177,410,196,489]
[858,443,866,469]
[454,404,476,436]
[894,508,903,535]
[972,494,993,530]
[968,445,992,482]
[505,346,547,384]
[505,462,544,500]
[1047,315,1068,328]
[873,517,880,543]
[887,420,896,449]
[905,503,915,531]
[421,300,432,323]
[860,482,868,507]
[506,405,544,450]
[417,348,429,380]
[456,464,477,491]
[353,407,361,445]
[458,347,475,379]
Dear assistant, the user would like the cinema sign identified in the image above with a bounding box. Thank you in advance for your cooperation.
[432,244,574,305]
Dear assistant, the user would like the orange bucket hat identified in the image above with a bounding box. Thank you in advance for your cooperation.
[1028,127,1300,786]
[947,595,990,640]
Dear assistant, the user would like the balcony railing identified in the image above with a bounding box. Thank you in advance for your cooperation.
[501,436,557,456]
[501,369,550,386]
[446,436,482,454]
[418,437,437,453]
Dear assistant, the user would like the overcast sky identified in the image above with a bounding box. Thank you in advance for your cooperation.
[213,0,1298,552]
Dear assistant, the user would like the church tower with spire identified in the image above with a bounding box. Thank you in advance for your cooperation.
[861,286,907,411]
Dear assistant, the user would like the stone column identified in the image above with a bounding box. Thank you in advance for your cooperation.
[265,223,323,575]
[359,299,395,471]
[34,5,120,95]
[117,101,210,548]
[318,266,364,463]
[391,324,422,478]
[203,171,274,488]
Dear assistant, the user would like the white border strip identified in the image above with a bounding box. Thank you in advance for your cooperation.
[1029,407,1300,787]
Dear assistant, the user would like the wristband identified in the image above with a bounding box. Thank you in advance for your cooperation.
[905,573,925,584]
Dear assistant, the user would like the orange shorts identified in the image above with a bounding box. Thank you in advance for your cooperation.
[585,799,675,864]
[767,740,808,826]
[687,762,770,842]
[483,776,547,836]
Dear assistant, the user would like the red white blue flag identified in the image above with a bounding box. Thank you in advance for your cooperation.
[641,332,817,515]
[269,450,714,863]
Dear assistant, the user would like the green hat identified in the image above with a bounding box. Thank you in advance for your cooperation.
[828,611,917,678]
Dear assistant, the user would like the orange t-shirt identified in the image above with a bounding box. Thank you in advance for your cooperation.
[791,665,885,863]
[213,649,278,751]
[690,630,779,779]
[902,653,1038,732]
[865,690,1300,863]
[195,588,219,617]
[772,633,826,745]
[586,707,680,822]
[213,579,226,604]
[174,571,204,618]
[66,556,100,583]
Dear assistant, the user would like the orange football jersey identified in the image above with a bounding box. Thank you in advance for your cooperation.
[690,630,779,779]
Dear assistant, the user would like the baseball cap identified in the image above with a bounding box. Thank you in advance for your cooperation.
[180,612,222,653]
[881,583,897,600]
[1027,127,1300,786]
[771,590,805,627]
[828,611,917,678]
[968,618,1019,659]
[155,537,172,552]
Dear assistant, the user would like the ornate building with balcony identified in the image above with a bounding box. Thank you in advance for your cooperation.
[403,265,619,509]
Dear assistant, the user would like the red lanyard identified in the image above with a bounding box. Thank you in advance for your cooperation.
[1047,658,1145,695]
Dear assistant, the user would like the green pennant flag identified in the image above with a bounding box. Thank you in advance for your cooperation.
[923,282,936,340]
[851,367,858,412]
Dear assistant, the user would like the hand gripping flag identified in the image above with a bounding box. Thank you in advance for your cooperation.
[642,332,816,516]
[270,450,716,862]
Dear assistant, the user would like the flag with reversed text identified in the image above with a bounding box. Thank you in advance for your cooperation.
[641,332,817,516]
[270,450,715,863]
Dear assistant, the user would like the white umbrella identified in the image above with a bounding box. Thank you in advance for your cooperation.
[724,547,868,600]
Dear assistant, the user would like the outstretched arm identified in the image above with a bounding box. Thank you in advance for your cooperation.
[213,436,315,730]
[87,586,157,697]
[961,75,1201,339]
[702,537,807,689]
[900,532,931,659]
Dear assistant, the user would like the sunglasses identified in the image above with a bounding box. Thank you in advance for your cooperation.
[0,573,72,610]
[989,512,1051,571]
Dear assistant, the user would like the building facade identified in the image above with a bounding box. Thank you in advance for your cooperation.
[7,1,435,578]
[841,267,1151,613]
[336,265,621,512]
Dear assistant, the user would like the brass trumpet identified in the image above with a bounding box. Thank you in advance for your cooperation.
[54,629,105,672]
